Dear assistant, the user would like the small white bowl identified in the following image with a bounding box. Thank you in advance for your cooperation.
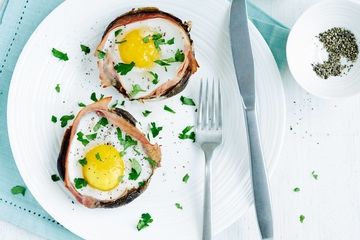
[287,0,360,98]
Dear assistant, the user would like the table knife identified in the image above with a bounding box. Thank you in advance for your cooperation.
[229,0,274,239]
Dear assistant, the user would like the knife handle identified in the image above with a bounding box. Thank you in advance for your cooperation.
[244,108,273,239]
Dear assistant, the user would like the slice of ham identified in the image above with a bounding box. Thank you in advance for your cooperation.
[57,97,161,208]
[96,7,199,100]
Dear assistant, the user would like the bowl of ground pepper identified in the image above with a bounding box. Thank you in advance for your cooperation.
[287,0,360,98]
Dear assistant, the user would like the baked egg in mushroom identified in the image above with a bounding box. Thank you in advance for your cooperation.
[96,7,199,100]
[57,97,161,208]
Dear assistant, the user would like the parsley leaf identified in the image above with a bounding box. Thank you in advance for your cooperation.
[182,173,190,183]
[51,174,60,182]
[180,96,196,106]
[154,59,171,66]
[149,71,159,84]
[145,157,158,168]
[60,114,74,128]
[116,128,137,150]
[90,92,104,102]
[142,110,152,117]
[293,187,300,192]
[179,126,196,142]
[129,84,146,97]
[55,84,60,93]
[138,181,146,187]
[95,153,102,161]
[78,102,86,107]
[311,170,318,180]
[93,117,108,132]
[114,29,122,37]
[114,62,135,75]
[164,105,176,114]
[76,132,94,146]
[51,115,57,123]
[120,100,125,106]
[111,100,118,109]
[175,49,185,62]
[137,213,153,231]
[97,50,106,60]
[175,203,183,210]
[167,38,175,45]
[52,48,69,61]
[11,185,26,196]
[299,215,305,223]
[74,178,87,189]
[129,159,142,180]
[143,35,150,43]
[115,40,127,44]
[150,122,163,138]
[86,133,97,140]
[78,158,87,166]
[80,44,90,55]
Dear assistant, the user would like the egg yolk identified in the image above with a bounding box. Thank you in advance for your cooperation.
[119,29,160,68]
[83,145,124,191]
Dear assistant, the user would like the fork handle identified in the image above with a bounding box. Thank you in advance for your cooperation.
[244,108,273,239]
[202,143,216,240]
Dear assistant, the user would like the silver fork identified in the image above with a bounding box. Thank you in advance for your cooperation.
[196,78,222,240]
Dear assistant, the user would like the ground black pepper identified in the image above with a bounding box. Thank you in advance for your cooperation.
[312,27,358,79]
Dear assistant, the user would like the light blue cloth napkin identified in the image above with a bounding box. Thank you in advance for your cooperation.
[0,1,289,239]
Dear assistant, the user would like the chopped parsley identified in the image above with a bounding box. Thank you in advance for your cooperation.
[154,59,171,66]
[97,50,106,60]
[129,84,146,97]
[299,215,305,223]
[145,157,157,168]
[138,181,146,187]
[60,114,74,128]
[90,92,104,102]
[149,71,159,84]
[179,126,196,142]
[182,173,190,183]
[11,185,26,196]
[111,100,118,109]
[120,100,125,106]
[167,38,175,45]
[115,40,127,44]
[55,84,60,93]
[143,35,150,43]
[95,153,102,161]
[86,133,97,140]
[80,44,90,55]
[78,102,86,107]
[116,128,137,150]
[180,96,196,106]
[129,159,141,180]
[142,110,152,117]
[175,203,183,210]
[311,170,318,180]
[154,49,185,67]
[114,29,122,37]
[150,122,163,138]
[137,213,153,231]
[74,178,87,189]
[114,62,135,75]
[93,117,108,131]
[51,115,57,123]
[76,132,97,146]
[293,187,300,192]
[51,174,60,182]
[51,48,69,61]
[164,105,176,114]
[78,158,87,166]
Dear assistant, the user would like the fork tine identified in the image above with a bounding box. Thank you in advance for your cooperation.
[211,78,216,129]
[197,79,204,127]
[217,78,222,129]
[204,79,209,129]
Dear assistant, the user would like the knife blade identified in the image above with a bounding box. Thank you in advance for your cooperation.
[229,0,274,239]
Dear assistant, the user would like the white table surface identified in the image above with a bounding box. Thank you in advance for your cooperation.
[3,0,360,239]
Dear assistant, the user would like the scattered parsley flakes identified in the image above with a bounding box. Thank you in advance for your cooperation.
[137,213,153,231]
[143,35,150,43]
[95,153,102,161]
[175,203,183,210]
[311,170,318,180]
[154,59,170,66]
[175,49,185,62]
[111,100,118,109]
[11,185,26,196]
[51,48,69,61]
[86,133,97,140]
[74,178,87,189]
[164,105,176,114]
[180,96,196,106]
[93,117,108,132]
[55,84,60,93]
[179,126,196,142]
[114,62,135,75]
[129,84,146,97]
[115,40,127,44]
[80,44,90,55]
[182,173,190,183]
[76,131,97,146]
[145,157,158,168]
[116,127,138,150]
[142,110,152,117]
[97,50,106,60]
[293,187,300,192]
[149,71,159,84]
[150,122,163,138]
[299,215,305,223]
[129,159,142,180]
[51,174,60,182]
[60,114,74,128]
[167,38,175,45]
[138,181,146,187]
[78,158,87,166]
[78,102,86,107]
[120,100,125,106]
[90,92,104,102]
[51,115,57,123]
[114,29,122,37]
